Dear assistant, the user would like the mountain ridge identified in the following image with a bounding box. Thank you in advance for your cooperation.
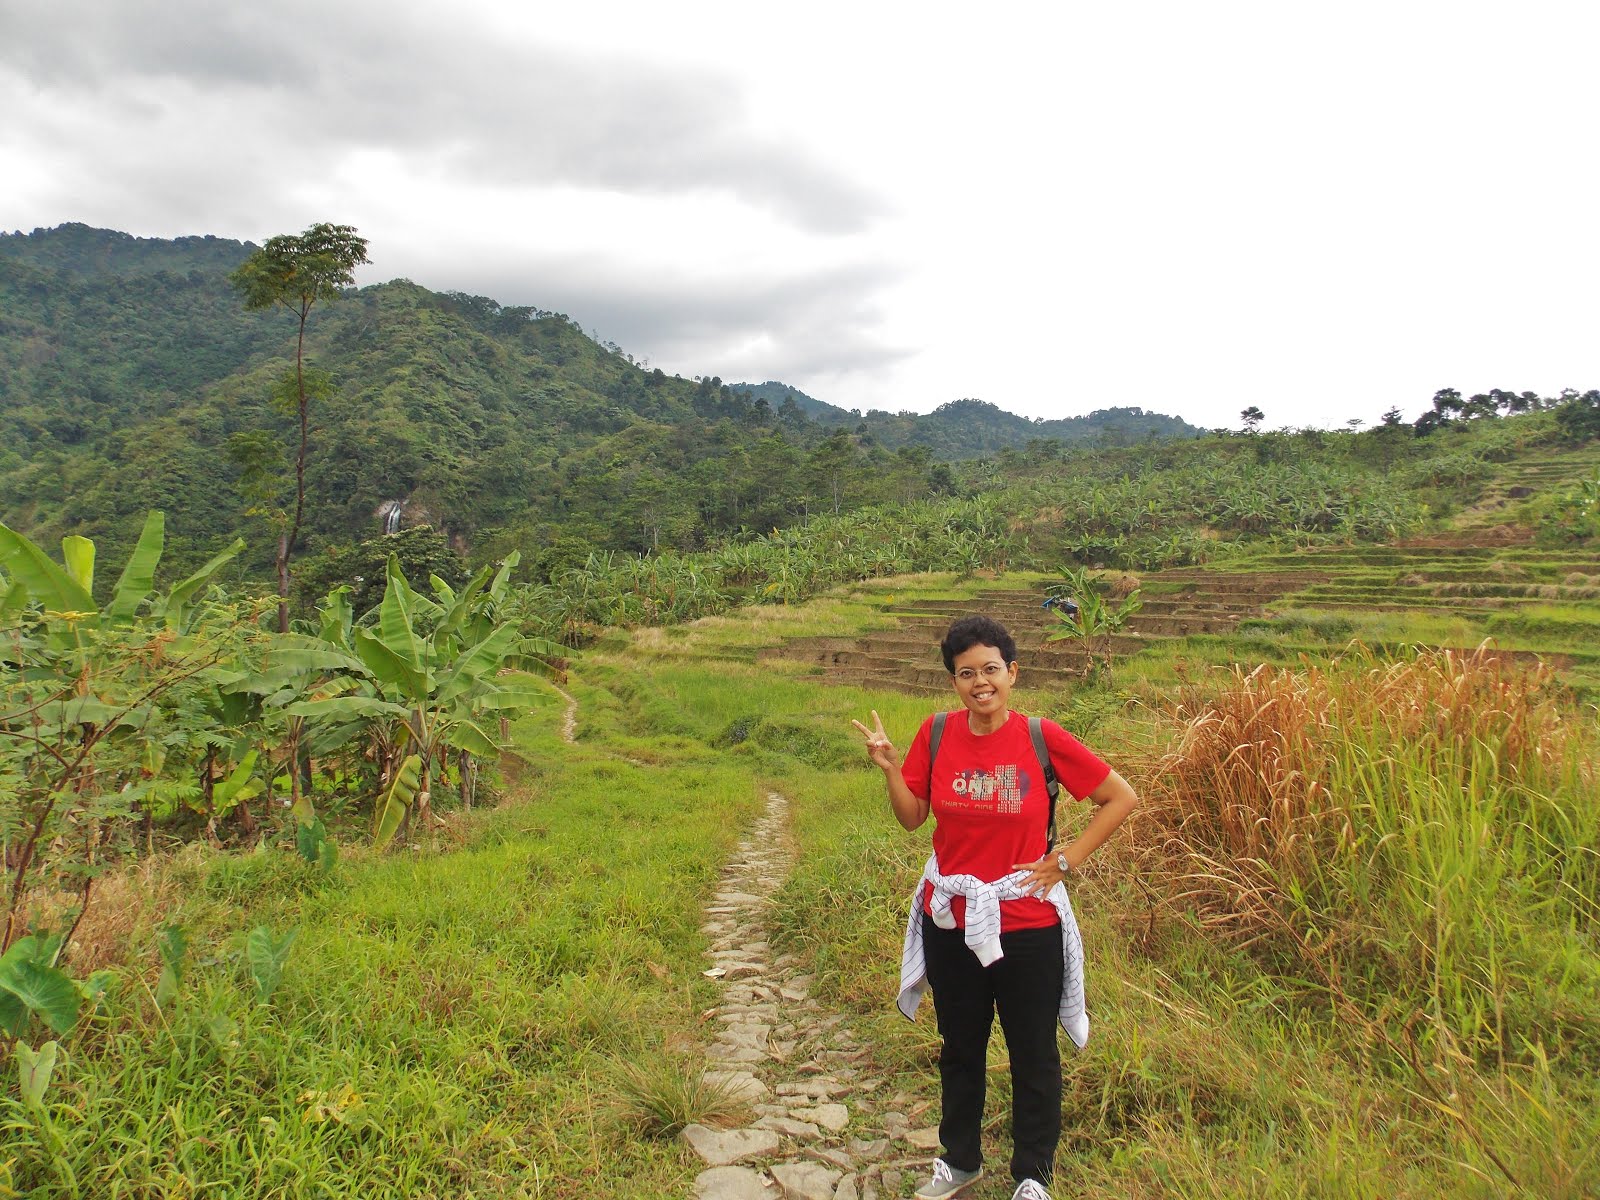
[1,223,1202,574]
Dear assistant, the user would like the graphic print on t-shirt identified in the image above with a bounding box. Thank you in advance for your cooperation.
[948,763,1027,815]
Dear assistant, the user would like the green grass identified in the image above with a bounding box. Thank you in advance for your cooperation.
[6,561,1599,1199]
[1,692,767,1198]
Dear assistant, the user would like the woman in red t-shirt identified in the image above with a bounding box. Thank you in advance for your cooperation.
[853,615,1138,1200]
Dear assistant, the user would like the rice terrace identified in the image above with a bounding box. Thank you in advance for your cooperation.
[2,226,1599,1199]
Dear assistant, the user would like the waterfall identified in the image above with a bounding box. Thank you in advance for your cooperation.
[379,500,404,535]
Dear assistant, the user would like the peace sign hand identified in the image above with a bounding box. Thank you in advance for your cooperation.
[850,710,898,773]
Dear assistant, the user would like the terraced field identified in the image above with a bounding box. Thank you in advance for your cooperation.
[762,543,1600,697]
[759,570,1325,695]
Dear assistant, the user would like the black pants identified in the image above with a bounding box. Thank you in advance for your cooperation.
[922,912,1063,1185]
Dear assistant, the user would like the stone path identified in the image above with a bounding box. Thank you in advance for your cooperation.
[689,791,939,1200]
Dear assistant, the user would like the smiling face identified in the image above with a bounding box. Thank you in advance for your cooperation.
[950,642,1017,729]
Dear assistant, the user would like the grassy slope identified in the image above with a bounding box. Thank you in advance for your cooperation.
[3,692,769,1198]
[6,549,1598,1195]
[636,578,1599,1200]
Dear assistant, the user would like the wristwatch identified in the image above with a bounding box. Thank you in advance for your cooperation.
[1056,853,1074,877]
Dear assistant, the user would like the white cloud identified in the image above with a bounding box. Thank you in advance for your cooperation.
[2,0,1598,429]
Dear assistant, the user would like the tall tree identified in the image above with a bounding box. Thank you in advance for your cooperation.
[230,223,370,630]
[1240,406,1265,434]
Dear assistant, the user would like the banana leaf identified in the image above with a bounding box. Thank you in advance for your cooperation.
[0,579,29,621]
[468,688,549,711]
[158,538,245,630]
[61,535,95,597]
[317,585,354,649]
[106,511,165,624]
[443,718,499,757]
[0,521,95,614]
[352,627,430,703]
[371,753,422,850]
[284,695,408,720]
[434,563,492,639]
[32,697,153,734]
[377,557,423,671]
[488,550,521,603]
[434,623,523,705]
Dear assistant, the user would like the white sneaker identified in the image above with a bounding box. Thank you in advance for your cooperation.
[1012,1181,1052,1200]
[914,1158,983,1199]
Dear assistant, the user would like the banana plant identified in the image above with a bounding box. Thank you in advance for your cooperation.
[0,511,244,639]
[284,554,557,844]
[1045,565,1143,682]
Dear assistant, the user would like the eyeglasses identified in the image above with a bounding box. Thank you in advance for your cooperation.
[953,663,1009,683]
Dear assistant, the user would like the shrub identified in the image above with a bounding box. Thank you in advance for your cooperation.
[1139,645,1599,1063]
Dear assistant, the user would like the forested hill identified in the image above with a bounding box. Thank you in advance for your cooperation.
[737,381,1201,450]
[0,223,1195,576]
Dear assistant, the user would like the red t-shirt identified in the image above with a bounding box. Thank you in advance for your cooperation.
[901,710,1111,932]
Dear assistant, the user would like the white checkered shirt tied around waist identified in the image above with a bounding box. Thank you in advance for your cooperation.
[896,854,1090,1050]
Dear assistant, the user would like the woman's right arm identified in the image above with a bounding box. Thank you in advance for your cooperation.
[852,710,930,831]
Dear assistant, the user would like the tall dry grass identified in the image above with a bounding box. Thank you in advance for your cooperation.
[1139,643,1599,1064]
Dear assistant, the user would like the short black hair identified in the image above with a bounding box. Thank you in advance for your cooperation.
[940,615,1017,674]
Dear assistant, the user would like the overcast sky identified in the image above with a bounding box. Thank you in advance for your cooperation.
[3,1,1597,429]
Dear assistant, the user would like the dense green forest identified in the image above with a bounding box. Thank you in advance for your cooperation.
[736,380,1200,451]
[1,224,1193,583]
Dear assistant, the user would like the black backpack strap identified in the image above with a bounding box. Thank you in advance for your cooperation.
[1030,716,1061,849]
[929,711,948,771]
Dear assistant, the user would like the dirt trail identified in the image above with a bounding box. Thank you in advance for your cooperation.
[550,683,579,744]
[688,790,936,1200]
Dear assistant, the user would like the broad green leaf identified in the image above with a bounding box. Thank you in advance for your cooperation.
[106,511,165,624]
[429,574,457,605]
[434,623,523,705]
[158,537,245,630]
[16,1040,59,1109]
[80,970,119,1012]
[317,585,353,648]
[469,689,548,711]
[231,637,369,693]
[378,556,423,669]
[435,564,492,638]
[444,719,498,757]
[352,627,429,703]
[0,934,60,970]
[488,550,520,603]
[0,521,95,614]
[0,988,24,1037]
[296,818,329,866]
[205,1012,240,1066]
[301,716,369,758]
[283,695,408,721]
[155,925,187,1008]
[61,535,95,597]
[371,754,422,851]
[0,959,82,1035]
[1,578,28,619]
[35,696,145,732]
[245,926,298,1005]
[212,751,260,808]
